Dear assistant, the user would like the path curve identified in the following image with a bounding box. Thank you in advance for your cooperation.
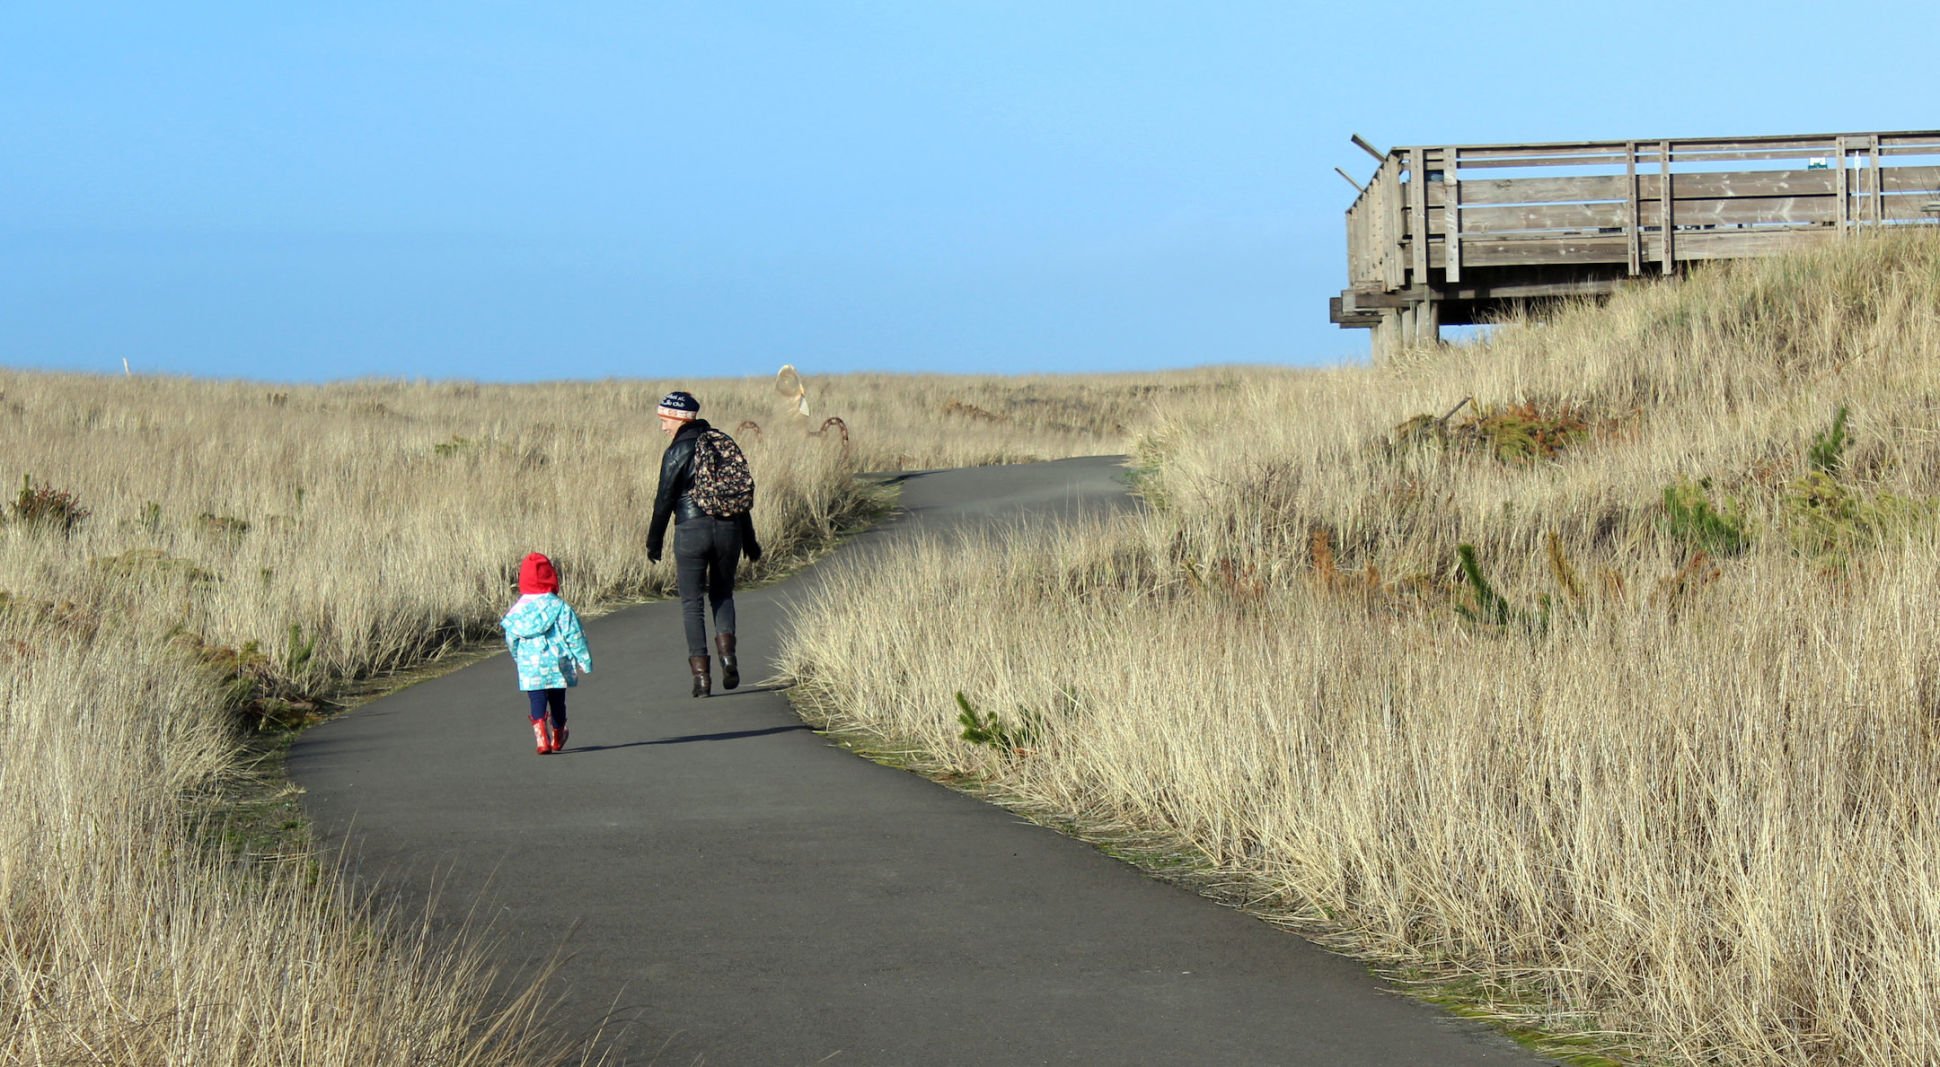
[289,456,1555,1065]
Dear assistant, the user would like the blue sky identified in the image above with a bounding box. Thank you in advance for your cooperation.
[3,2,1934,381]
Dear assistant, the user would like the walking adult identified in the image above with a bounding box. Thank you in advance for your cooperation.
[646,390,762,697]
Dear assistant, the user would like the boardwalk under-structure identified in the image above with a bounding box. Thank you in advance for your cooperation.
[1332,130,1940,357]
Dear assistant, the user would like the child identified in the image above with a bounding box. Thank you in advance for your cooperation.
[500,552,593,754]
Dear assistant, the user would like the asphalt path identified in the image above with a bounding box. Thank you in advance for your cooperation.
[289,456,1555,1066]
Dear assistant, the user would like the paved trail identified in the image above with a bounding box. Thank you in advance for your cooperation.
[289,456,1554,1066]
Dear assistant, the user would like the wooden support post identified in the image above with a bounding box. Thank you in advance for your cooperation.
[1444,146,1462,284]
[1658,140,1673,273]
[1370,312,1400,362]
[1835,136,1850,232]
[1420,299,1441,346]
[1398,306,1417,351]
[1385,156,1405,291]
[1408,148,1428,288]
[1625,141,1641,275]
[1870,134,1883,224]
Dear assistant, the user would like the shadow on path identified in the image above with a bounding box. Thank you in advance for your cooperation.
[563,724,812,752]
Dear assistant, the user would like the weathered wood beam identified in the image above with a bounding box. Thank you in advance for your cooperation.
[1870,135,1884,224]
[1339,286,1431,309]
[1435,276,1628,301]
[1422,169,1940,214]
[1384,156,1405,290]
[1445,145,1463,284]
[1659,140,1672,272]
[1836,136,1850,233]
[1329,295,1384,327]
[1423,195,1896,233]
[1626,141,1641,275]
[1408,148,1428,287]
[1369,312,1400,359]
[1442,130,1940,159]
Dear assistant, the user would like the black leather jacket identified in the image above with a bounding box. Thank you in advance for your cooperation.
[647,420,762,560]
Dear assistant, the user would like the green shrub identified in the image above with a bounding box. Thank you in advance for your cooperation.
[10,474,91,536]
[168,622,324,731]
[1454,543,1548,632]
[1472,402,1588,464]
[1784,470,1931,562]
[1808,405,1851,475]
[956,691,1042,754]
[1388,398,1588,465]
[1661,478,1751,556]
[285,621,317,677]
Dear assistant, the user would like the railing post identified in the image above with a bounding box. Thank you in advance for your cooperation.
[1869,134,1883,224]
[1835,136,1850,232]
[1658,140,1673,272]
[1444,146,1462,284]
[1408,148,1428,289]
[1384,156,1405,291]
[1625,141,1641,275]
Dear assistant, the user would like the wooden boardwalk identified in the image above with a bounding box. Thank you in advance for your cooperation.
[1332,130,1940,356]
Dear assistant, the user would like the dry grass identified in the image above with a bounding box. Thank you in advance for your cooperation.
[1,604,578,1064]
[751,366,1279,469]
[782,231,1940,1064]
[0,367,1252,1063]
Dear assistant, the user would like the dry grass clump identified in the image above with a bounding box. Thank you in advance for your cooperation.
[771,367,1282,469]
[0,605,573,1064]
[783,231,1940,1064]
[1149,232,1940,590]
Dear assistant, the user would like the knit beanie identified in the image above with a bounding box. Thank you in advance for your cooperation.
[657,390,700,421]
[518,552,560,595]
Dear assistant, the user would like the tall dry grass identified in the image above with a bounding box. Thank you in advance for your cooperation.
[0,368,1244,1062]
[782,231,1940,1064]
[1,588,576,1063]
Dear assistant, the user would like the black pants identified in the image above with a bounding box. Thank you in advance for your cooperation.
[675,515,743,657]
[526,688,565,727]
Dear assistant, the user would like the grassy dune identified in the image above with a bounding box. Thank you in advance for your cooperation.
[783,232,1940,1064]
[0,369,1254,1063]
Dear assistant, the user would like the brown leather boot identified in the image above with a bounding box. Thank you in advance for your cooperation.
[688,655,711,698]
[716,633,739,691]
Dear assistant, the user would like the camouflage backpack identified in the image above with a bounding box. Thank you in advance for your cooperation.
[690,429,755,518]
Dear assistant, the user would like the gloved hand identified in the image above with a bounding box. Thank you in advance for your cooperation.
[647,544,662,565]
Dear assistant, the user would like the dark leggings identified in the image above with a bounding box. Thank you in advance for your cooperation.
[526,688,566,727]
[675,515,743,657]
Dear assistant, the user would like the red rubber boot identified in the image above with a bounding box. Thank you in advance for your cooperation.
[532,719,551,754]
[552,718,569,752]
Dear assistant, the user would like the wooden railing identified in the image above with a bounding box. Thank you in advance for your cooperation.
[1343,130,1940,296]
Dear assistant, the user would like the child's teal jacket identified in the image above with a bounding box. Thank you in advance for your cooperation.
[500,594,593,691]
